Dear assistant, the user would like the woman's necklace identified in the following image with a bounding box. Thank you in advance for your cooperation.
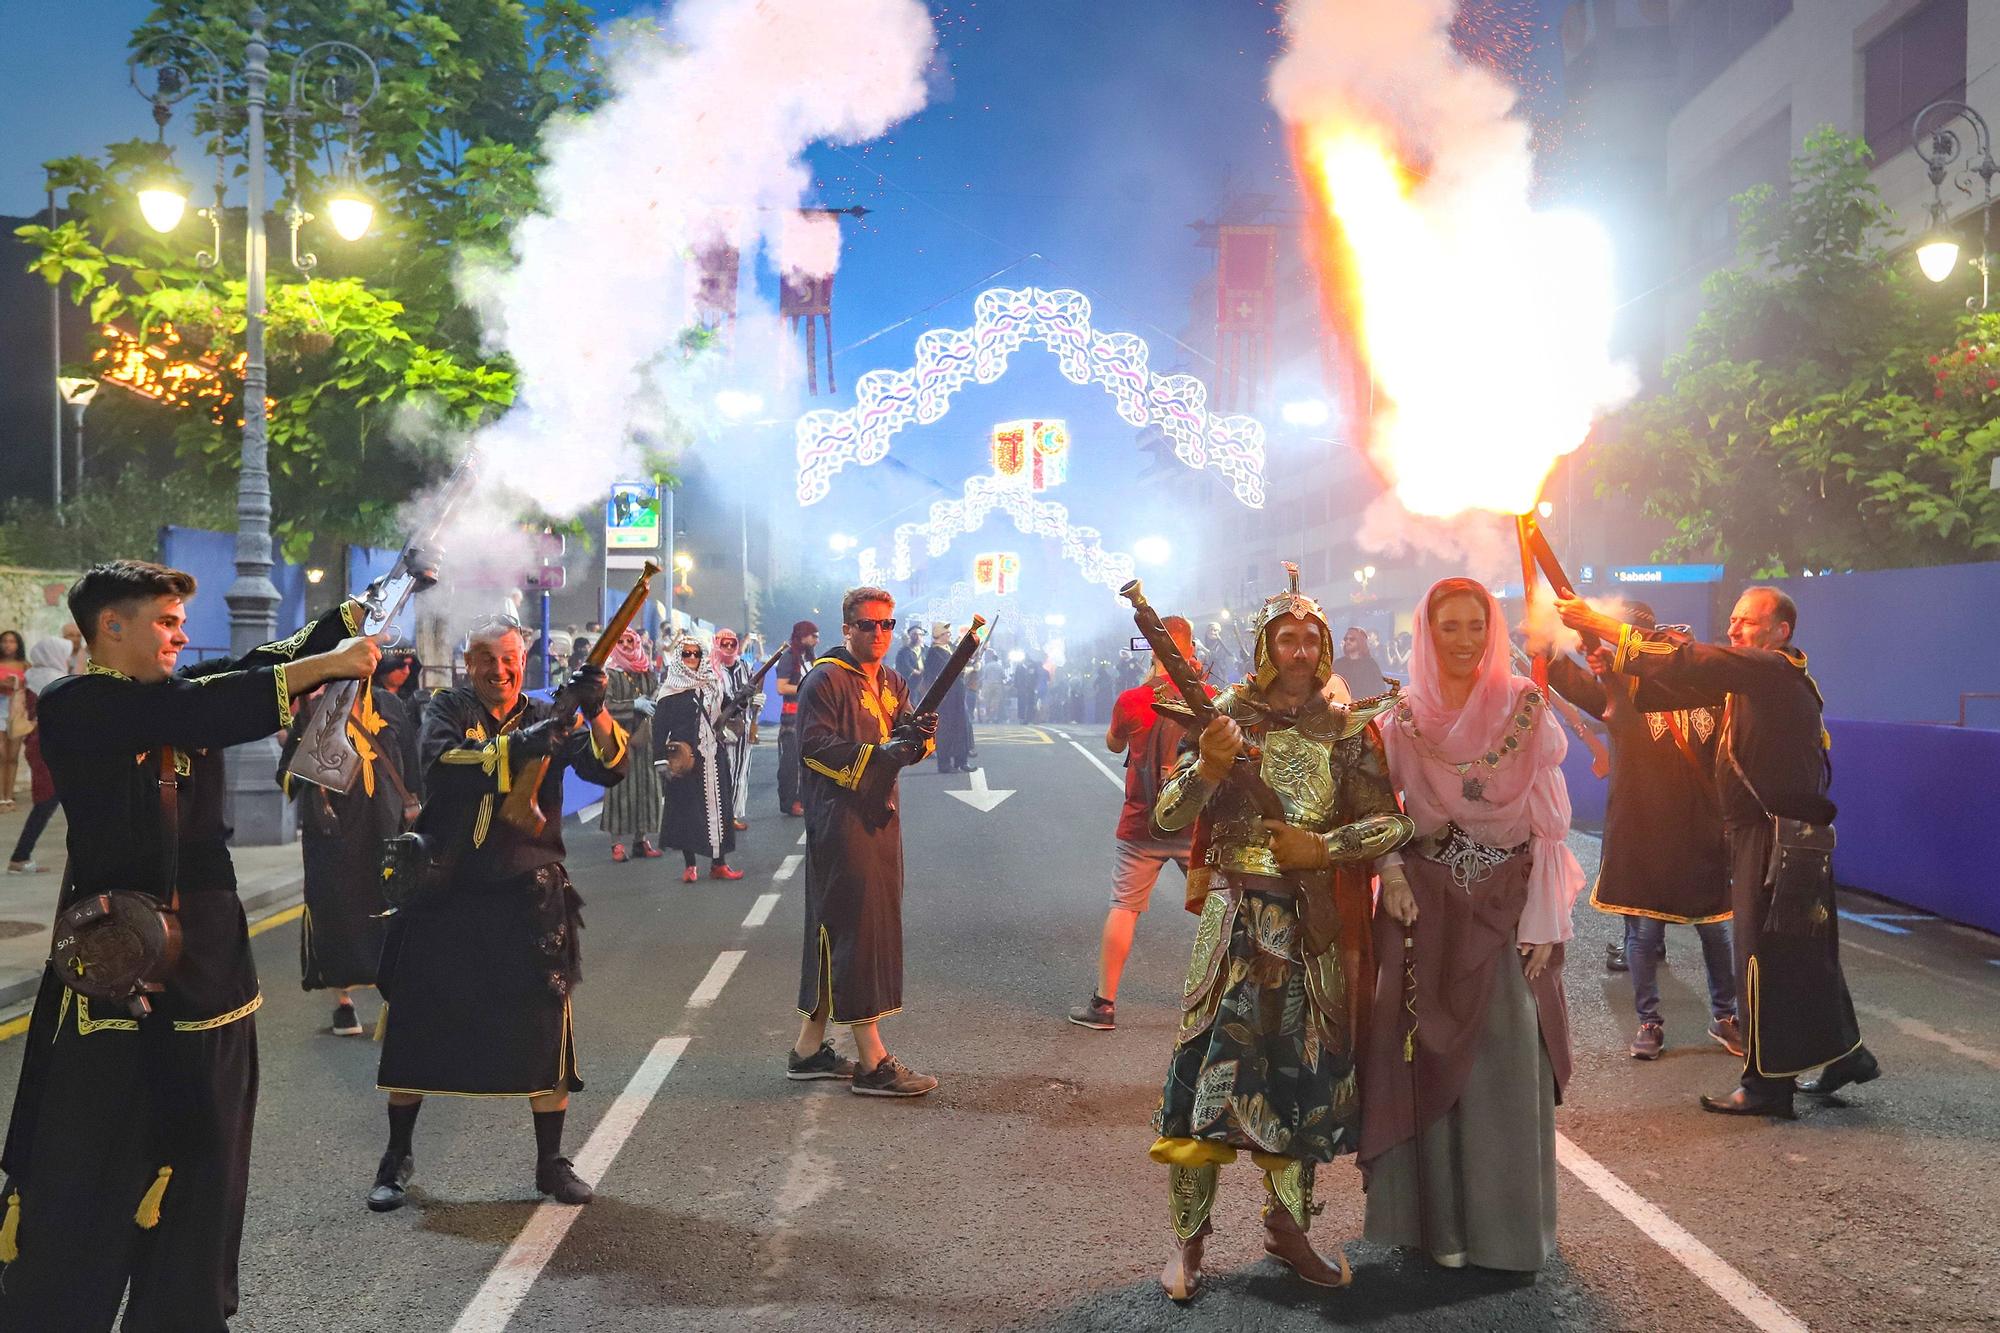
[1396,687,1544,803]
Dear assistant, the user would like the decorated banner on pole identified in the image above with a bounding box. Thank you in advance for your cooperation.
[1215,225,1277,413]
[990,419,1069,491]
[795,286,1267,508]
[972,551,1020,596]
[781,267,836,396]
[605,481,662,550]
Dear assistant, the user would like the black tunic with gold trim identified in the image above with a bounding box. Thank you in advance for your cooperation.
[1150,684,1410,1165]
[285,685,418,990]
[0,605,355,1332]
[1546,654,1728,924]
[794,649,923,1026]
[1607,628,1858,1084]
[375,688,626,1098]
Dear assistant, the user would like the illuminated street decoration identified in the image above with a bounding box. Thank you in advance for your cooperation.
[93,322,249,421]
[854,473,1135,592]
[990,419,1068,491]
[972,551,1020,596]
[795,286,1267,507]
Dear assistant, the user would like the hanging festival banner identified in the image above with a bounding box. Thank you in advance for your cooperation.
[781,267,836,396]
[868,473,1134,592]
[694,243,740,338]
[1215,224,1277,413]
[794,286,1267,507]
[989,419,1068,491]
[972,551,1020,597]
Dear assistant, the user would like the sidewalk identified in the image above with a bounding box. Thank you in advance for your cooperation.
[0,803,305,1011]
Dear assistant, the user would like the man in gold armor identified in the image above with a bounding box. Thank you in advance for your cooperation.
[1147,565,1413,1301]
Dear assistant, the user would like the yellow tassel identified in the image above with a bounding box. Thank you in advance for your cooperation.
[0,1190,20,1262]
[134,1166,172,1230]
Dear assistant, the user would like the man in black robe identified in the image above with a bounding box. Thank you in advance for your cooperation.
[1545,604,1738,1061]
[282,668,422,1037]
[1330,626,1388,701]
[775,621,818,817]
[786,587,938,1097]
[368,617,626,1210]
[0,560,377,1333]
[925,621,977,774]
[1561,587,1878,1118]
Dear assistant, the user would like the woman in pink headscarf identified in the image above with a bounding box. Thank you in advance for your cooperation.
[1359,576,1582,1273]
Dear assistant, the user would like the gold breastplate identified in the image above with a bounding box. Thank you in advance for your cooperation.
[1208,728,1340,878]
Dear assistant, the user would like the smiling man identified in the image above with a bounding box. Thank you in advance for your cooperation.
[369,615,627,1212]
[0,560,378,1332]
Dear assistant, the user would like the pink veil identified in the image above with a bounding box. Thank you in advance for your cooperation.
[1402,578,1525,763]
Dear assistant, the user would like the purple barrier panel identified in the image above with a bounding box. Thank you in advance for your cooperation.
[1828,719,2000,934]
[525,688,616,820]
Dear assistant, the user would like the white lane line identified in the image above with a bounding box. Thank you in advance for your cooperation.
[1855,1001,2000,1072]
[1556,1133,1806,1333]
[686,951,745,1008]
[1066,738,1124,792]
[773,853,802,881]
[743,893,781,929]
[450,1037,689,1333]
[796,831,807,846]
[1842,936,2000,1000]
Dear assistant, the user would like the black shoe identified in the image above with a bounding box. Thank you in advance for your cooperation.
[367,1150,414,1212]
[536,1156,594,1205]
[1699,1086,1795,1119]
[1799,1045,1880,1098]
[1067,994,1116,1030]
[851,1054,938,1097]
[332,1001,363,1036]
[786,1041,859,1081]
[1605,942,1628,973]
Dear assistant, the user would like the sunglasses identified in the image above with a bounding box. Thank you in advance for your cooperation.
[849,617,896,633]
[680,649,702,658]
[715,638,738,647]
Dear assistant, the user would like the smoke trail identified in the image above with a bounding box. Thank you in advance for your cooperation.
[457,0,939,514]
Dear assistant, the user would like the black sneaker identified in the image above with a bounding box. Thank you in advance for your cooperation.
[1605,942,1628,973]
[1067,994,1116,1030]
[536,1155,594,1205]
[333,1001,363,1036]
[851,1055,938,1098]
[1630,1023,1664,1060]
[366,1150,413,1212]
[786,1041,859,1081]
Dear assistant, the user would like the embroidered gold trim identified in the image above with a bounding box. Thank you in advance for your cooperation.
[256,621,315,660]
[71,991,264,1034]
[274,662,293,729]
[86,660,131,680]
[473,794,493,848]
[173,993,263,1031]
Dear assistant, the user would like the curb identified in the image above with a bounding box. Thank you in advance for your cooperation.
[0,875,305,1016]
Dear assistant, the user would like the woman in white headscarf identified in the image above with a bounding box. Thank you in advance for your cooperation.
[652,636,741,883]
[7,638,71,872]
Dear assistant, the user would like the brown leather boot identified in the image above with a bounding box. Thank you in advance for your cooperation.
[1161,1163,1218,1302]
[1262,1159,1351,1288]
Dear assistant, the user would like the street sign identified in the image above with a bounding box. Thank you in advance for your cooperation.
[524,566,566,592]
[1608,564,1725,585]
[605,482,662,550]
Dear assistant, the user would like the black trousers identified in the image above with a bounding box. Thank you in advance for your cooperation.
[7,797,57,864]
[777,725,802,811]
[0,1012,257,1333]
[1726,821,1792,1097]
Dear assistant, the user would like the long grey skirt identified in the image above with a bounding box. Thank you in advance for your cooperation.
[1362,948,1558,1271]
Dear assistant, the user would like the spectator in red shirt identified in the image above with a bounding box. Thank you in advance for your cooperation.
[1068,615,1212,1031]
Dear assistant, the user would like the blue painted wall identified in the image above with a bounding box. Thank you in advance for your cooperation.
[160,527,399,661]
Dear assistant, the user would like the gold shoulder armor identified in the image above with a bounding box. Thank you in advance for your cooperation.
[1338,683,1402,739]
[1213,684,1267,725]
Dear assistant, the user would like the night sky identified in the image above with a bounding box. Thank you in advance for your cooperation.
[0,0,1567,598]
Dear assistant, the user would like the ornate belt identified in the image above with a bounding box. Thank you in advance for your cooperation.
[1410,822,1527,889]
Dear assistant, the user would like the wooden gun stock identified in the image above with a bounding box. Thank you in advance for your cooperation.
[1516,512,1599,650]
[499,560,659,837]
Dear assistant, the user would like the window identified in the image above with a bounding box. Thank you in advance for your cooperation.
[1862,0,1967,155]
[1681,110,1792,263]
[1675,0,1791,104]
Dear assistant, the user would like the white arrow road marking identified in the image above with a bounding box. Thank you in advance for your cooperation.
[946,765,1015,812]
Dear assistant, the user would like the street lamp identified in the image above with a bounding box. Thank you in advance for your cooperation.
[55,377,98,493]
[1913,99,1997,310]
[131,9,381,844]
[1353,564,1377,597]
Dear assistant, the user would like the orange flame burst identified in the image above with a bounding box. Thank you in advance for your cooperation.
[1298,124,1630,520]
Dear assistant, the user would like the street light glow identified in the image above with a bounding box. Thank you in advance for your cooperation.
[1281,398,1331,428]
[673,551,694,573]
[1917,235,1962,283]
[1537,500,1554,519]
[1364,564,1377,579]
[1133,535,1171,564]
[326,189,375,241]
[138,183,189,233]
[828,532,857,555]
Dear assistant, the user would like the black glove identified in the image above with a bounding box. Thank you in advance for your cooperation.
[509,714,573,760]
[883,713,938,766]
[567,664,608,719]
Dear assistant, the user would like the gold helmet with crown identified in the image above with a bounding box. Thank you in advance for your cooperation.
[1249,561,1334,692]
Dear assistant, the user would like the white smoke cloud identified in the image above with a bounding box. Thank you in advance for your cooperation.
[457,0,939,514]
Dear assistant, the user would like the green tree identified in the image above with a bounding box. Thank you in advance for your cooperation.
[8,0,605,560]
[1594,127,2000,577]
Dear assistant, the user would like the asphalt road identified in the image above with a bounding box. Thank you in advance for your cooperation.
[2,722,1997,1332]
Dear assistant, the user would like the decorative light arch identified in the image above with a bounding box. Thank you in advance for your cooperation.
[856,474,1136,593]
[795,286,1268,508]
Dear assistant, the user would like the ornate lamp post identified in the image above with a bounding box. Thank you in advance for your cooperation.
[1913,99,1998,311]
[130,8,381,843]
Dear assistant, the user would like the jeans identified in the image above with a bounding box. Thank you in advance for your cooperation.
[9,796,56,863]
[1626,914,1736,1027]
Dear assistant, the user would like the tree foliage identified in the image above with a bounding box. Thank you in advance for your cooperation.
[1594,127,2000,577]
[8,0,605,559]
